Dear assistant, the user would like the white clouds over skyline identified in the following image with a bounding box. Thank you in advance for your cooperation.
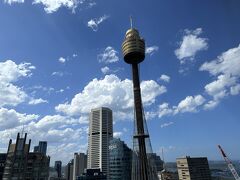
[175,28,208,64]
[158,95,205,118]
[0,60,35,107]
[200,44,240,109]
[55,74,166,121]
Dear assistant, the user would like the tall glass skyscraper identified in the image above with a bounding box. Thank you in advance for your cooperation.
[109,138,132,180]
[87,107,113,178]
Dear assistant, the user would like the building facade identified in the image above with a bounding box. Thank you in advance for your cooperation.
[77,168,107,180]
[73,153,87,180]
[2,133,50,180]
[55,161,62,178]
[87,107,113,178]
[34,141,47,155]
[0,153,7,179]
[65,159,74,180]
[109,138,132,180]
[177,156,211,180]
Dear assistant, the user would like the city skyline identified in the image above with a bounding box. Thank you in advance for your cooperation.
[0,0,240,165]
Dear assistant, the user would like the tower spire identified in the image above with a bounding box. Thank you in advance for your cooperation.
[130,16,133,29]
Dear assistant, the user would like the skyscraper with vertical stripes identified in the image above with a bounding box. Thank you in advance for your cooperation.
[87,107,113,179]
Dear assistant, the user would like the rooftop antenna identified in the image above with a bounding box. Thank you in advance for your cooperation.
[130,15,133,29]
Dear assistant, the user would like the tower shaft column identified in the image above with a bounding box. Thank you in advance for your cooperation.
[132,63,149,180]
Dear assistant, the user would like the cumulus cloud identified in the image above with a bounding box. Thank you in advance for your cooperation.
[87,15,109,31]
[175,28,208,64]
[98,46,119,64]
[175,95,205,113]
[145,46,159,56]
[200,44,240,108]
[0,108,39,130]
[158,95,205,118]
[55,74,166,121]
[159,74,170,83]
[0,60,35,107]
[4,0,24,4]
[33,0,79,13]
[158,103,173,118]
[29,98,48,105]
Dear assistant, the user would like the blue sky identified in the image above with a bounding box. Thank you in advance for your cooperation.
[0,0,240,165]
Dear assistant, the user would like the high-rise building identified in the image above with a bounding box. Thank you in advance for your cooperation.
[109,138,132,180]
[73,153,87,179]
[177,156,211,180]
[34,141,47,155]
[0,153,7,179]
[148,153,164,173]
[55,161,62,178]
[65,159,74,180]
[87,107,113,178]
[2,133,50,180]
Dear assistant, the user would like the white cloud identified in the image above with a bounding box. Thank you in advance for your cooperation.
[101,66,110,74]
[200,44,240,77]
[158,95,205,118]
[0,60,35,107]
[55,74,166,121]
[0,108,39,130]
[203,100,219,110]
[200,44,240,107]
[145,46,159,56]
[98,46,119,64]
[159,74,170,83]
[4,0,24,4]
[160,122,174,128]
[175,95,205,113]
[33,0,78,13]
[158,103,173,118]
[29,98,48,105]
[58,57,66,63]
[87,15,109,31]
[175,28,208,64]
[113,132,122,138]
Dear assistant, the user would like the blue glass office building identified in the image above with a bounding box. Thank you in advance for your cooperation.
[109,138,132,180]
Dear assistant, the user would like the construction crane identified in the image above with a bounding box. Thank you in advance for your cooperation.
[218,145,240,180]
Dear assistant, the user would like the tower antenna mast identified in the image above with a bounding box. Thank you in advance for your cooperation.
[130,16,133,29]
